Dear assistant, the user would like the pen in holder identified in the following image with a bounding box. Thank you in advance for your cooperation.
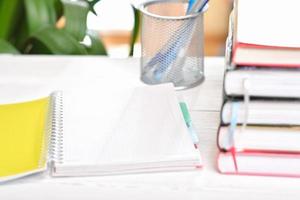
[140,0,206,89]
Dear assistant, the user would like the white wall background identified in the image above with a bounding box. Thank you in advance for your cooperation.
[87,0,135,32]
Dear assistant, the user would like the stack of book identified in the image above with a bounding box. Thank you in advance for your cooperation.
[217,0,300,177]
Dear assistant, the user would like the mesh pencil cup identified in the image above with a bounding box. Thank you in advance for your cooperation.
[139,0,206,90]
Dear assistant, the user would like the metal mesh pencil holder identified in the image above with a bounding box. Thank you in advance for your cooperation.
[140,0,206,90]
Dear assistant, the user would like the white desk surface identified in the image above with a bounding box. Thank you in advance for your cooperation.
[0,56,299,200]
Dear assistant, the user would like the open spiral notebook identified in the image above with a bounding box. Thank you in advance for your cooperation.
[51,84,202,176]
[0,83,202,182]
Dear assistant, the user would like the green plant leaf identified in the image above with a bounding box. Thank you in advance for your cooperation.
[10,1,28,50]
[54,0,63,20]
[29,27,88,55]
[85,30,107,55]
[24,0,57,34]
[62,0,89,41]
[0,39,20,54]
[13,17,29,50]
[0,0,22,40]
[129,6,140,56]
[85,0,102,15]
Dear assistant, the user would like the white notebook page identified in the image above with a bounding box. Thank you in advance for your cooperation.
[237,0,300,48]
[61,84,199,167]
[62,85,136,165]
[99,85,198,165]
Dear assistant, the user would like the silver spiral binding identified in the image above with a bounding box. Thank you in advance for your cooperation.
[49,91,64,165]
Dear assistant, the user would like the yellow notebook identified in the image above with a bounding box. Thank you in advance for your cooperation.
[0,96,51,182]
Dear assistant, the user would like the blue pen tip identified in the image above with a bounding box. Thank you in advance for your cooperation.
[187,0,196,13]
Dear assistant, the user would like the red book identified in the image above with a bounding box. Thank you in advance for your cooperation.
[216,125,300,177]
[231,0,300,67]
[217,152,300,178]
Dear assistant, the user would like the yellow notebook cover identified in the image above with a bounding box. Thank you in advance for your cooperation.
[0,97,50,182]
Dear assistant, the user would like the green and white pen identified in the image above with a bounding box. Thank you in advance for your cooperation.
[179,97,200,149]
